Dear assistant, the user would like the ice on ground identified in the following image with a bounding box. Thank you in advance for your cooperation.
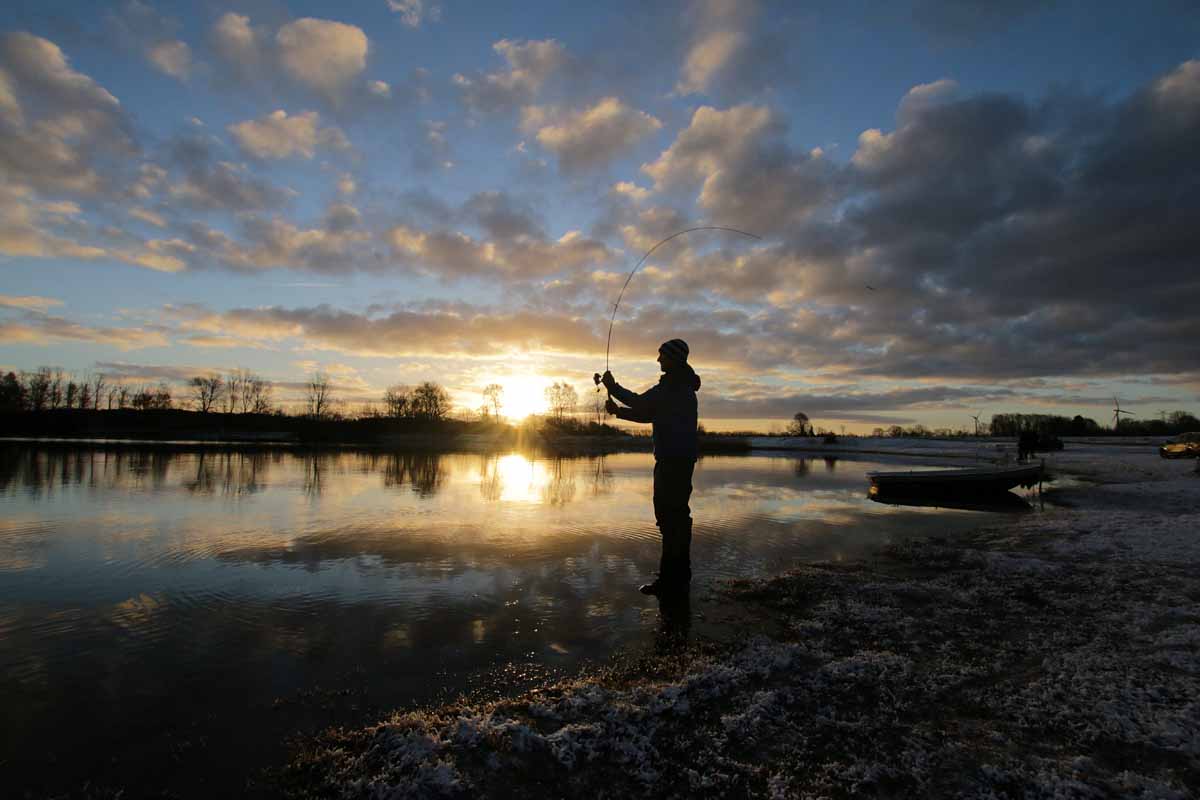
[286,445,1199,799]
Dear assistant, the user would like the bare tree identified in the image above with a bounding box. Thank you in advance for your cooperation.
[544,382,578,421]
[23,368,52,411]
[383,384,410,418]
[0,371,24,411]
[482,383,503,419]
[91,373,107,410]
[589,392,606,425]
[190,375,224,413]
[224,370,246,413]
[306,372,333,418]
[232,369,258,414]
[116,385,130,409]
[131,383,171,411]
[246,375,273,414]
[48,369,65,409]
[787,412,811,436]
[64,377,79,409]
[410,382,451,420]
[77,378,92,411]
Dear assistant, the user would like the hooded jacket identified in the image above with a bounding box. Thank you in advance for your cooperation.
[609,365,701,459]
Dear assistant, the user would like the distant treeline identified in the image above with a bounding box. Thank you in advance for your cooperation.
[0,367,627,444]
[989,411,1199,437]
[0,367,459,421]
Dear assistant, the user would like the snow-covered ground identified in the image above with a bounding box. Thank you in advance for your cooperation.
[284,445,1199,799]
[747,434,1172,463]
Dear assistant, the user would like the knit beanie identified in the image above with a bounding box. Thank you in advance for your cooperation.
[659,338,689,363]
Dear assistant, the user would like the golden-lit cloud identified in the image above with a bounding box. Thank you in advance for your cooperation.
[676,29,747,95]
[276,18,369,99]
[0,315,167,350]
[146,40,192,80]
[228,109,350,159]
[0,294,63,312]
[523,98,661,173]
[454,38,569,113]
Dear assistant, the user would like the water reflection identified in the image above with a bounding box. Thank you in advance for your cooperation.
[0,444,1012,797]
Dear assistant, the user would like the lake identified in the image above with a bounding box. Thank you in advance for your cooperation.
[0,444,1032,796]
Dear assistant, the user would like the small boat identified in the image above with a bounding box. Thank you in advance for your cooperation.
[869,490,1033,513]
[867,463,1042,496]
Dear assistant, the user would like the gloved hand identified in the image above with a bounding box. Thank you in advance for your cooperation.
[604,398,618,414]
[601,370,615,389]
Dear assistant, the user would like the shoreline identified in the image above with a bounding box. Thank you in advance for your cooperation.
[279,445,1199,798]
[0,433,1169,460]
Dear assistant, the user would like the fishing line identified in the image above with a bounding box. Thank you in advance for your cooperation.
[603,226,760,373]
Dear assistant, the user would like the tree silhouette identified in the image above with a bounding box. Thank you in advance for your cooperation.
[410,382,451,420]
[383,384,410,418]
[544,381,578,420]
[787,411,811,436]
[190,375,224,413]
[482,383,503,419]
[306,372,333,418]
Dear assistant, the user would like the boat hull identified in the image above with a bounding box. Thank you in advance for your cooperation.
[867,464,1042,497]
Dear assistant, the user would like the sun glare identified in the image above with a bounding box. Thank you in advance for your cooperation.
[489,375,552,421]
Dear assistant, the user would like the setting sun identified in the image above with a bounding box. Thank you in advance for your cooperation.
[486,375,552,421]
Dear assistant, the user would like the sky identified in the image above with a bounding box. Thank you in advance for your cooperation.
[1,0,1198,431]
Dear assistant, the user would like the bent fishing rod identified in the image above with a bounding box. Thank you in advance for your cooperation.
[594,226,760,395]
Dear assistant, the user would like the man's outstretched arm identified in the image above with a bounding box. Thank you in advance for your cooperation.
[603,372,658,416]
[611,403,653,424]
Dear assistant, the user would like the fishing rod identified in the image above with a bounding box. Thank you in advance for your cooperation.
[594,226,760,394]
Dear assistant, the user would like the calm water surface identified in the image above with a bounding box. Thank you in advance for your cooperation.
[0,445,1031,795]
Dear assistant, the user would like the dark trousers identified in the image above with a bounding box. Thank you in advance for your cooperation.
[653,458,696,580]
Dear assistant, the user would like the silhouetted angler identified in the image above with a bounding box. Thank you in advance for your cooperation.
[603,338,700,595]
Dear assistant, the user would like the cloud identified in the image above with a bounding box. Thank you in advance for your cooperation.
[382,189,615,281]
[146,40,192,80]
[455,39,570,113]
[0,313,167,350]
[612,181,651,203]
[107,0,196,81]
[642,104,840,230]
[181,205,369,274]
[522,97,662,173]
[209,12,263,79]
[387,0,442,28]
[210,13,383,106]
[128,206,166,227]
[0,294,63,312]
[677,29,747,95]
[673,0,792,99]
[636,60,1200,381]
[228,110,350,159]
[0,184,107,260]
[389,225,610,281]
[0,32,135,196]
[276,18,369,101]
[699,384,1019,420]
[93,361,220,383]
[165,133,287,211]
[163,302,605,359]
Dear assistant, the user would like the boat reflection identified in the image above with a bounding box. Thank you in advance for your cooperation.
[868,488,1033,513]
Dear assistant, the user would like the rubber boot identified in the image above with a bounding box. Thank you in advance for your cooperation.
[641,523,693,595]
[640,527,677,595]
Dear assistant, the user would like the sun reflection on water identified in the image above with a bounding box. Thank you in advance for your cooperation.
[493,453,546,504]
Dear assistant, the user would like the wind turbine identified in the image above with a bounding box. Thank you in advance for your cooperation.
[970,412,982,437]
[1112,397,1133,431]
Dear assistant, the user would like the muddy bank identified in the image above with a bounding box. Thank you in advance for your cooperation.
[279,451,1198,798]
